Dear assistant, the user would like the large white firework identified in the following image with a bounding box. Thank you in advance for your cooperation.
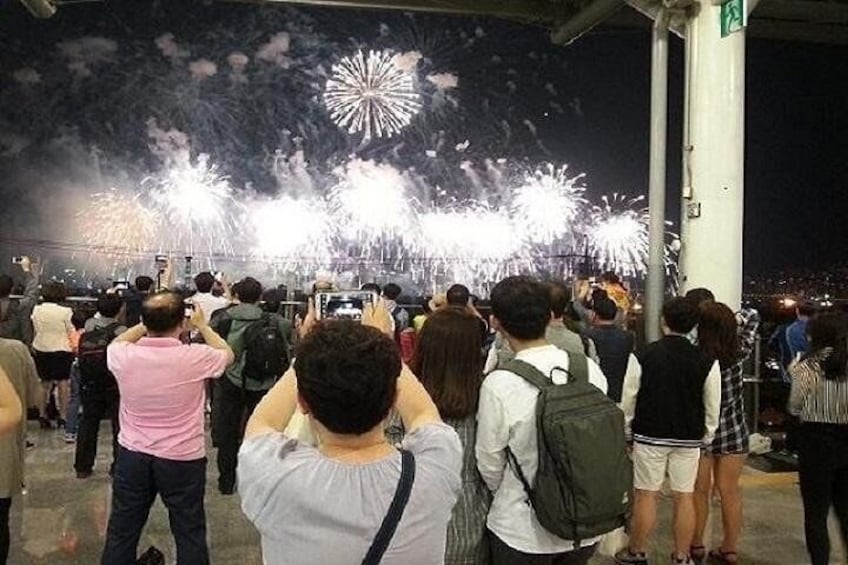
[587,194,652,277]
[417,204,528,288]
[249,196,333,265]
[324,50,422,141]
[147,154,240,256]
[329,159,415,252]
[511,163,587,245]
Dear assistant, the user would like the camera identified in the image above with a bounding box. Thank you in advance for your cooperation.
[154,254,168,271]
[11,256,24,264]
[184,301,195,319]
[315,291,377,321]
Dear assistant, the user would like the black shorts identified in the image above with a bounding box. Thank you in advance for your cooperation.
[33,350,74,382]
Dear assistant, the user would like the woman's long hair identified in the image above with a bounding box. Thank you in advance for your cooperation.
[807,312,848,382]
[410,307,484,420]
[697,302,741,370]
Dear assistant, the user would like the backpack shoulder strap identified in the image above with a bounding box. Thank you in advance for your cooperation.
[362,449,416,565]
[502,359,553,390]
[567,351,589,384]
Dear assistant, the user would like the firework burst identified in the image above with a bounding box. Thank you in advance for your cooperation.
[587,194,653,277]
[329,159,416,259]
[249,196,334,269]
[76,188,159,257]
[511,163,587,245]
[324,50,422,141]
[148,154,240,256]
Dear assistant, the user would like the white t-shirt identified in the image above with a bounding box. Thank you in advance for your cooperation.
[476,344,608,554]
[188,292,230,324]
[31,303,73,353]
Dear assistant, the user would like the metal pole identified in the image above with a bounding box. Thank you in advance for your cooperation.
[645,9,670,343]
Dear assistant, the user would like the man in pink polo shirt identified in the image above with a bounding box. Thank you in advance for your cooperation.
[101,291,234,565]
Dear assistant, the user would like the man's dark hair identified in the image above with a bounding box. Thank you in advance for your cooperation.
[662,297,700,335]
[0,275,12,299]
[361,283,382,295]
[295,321,401,435]
[135,276,154,293]
[71,309,89,330]
[490,276,551,341]
[236,277,263,304]
[798,300,818,318]
[194,272,215,294]
[601,271,622,285]
[97,295,122,319]
[141,292,185,335]
[549,282,571,319]
[594,297,619,322]
[685,287,715,307]
[383,283,402,301]
[261,288,283,314]
[446,284,471,307]
[42,281,67,303]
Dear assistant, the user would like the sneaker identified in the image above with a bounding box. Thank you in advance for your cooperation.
[25,440,36,451]
[76,470,93,479]
[615,549,649,565]
[64,433,76,444]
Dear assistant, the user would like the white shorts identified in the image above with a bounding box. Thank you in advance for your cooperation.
[632,443,701,493]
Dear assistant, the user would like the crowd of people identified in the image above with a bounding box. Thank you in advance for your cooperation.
[0,257,846,565]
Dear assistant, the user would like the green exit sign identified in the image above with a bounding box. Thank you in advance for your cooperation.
[721,0,746,37]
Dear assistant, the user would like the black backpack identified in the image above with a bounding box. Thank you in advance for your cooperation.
[240,314,289,387]
[504,354,632,545]
[78,323,122,393]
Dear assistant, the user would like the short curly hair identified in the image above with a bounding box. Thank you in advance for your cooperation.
[294,320,401,435]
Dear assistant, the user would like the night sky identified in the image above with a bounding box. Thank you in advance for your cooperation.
[0,0,845,276]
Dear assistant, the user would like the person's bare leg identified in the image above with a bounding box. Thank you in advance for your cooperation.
[56,380,70,422]
[41,382,52,418]
[715,454,746,560]
[673,491,697,559]
[692,455,713,551]
[629,489,659,554]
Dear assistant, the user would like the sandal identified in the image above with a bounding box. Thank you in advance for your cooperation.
[690,545,707,563]
[708,549,738,564]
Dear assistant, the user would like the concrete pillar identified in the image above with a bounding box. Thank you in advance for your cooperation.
[679,0,746,310]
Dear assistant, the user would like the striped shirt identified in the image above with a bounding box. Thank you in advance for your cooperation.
[789,349,848,425]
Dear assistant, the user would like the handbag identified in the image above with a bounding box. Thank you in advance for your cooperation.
[361,449,416,565]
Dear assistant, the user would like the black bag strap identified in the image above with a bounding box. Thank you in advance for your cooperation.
[505,446,535,508]
[566,351,589,384]
[502,359,554,390]
[362,449,416,565]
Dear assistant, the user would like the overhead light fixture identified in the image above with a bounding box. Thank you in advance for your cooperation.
[20,0,57,18]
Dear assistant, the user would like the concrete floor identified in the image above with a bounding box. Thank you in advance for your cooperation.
[6,423,842,564]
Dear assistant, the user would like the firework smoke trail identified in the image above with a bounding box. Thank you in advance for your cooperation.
[324,50,422,141]
[587,194,653,277]
[511,163,587,245]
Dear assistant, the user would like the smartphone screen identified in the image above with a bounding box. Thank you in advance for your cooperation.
[316,292,377,321]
